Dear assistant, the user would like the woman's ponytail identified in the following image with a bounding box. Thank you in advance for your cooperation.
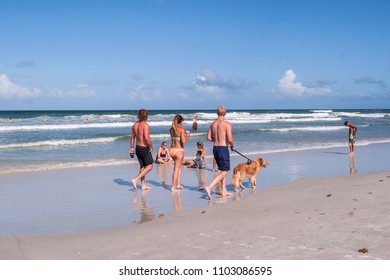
[171,115,183,136]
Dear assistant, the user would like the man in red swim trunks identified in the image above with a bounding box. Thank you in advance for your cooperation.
[204,106,235,200]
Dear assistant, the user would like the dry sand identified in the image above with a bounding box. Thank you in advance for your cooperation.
[1,171,389,260]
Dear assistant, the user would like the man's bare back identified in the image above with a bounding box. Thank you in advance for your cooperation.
[207,117,234,147]
[132,121,151,147]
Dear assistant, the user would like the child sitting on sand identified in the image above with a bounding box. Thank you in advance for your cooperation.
[184,150,203,169]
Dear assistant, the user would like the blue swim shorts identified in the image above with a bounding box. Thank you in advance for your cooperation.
[213,146,230,171]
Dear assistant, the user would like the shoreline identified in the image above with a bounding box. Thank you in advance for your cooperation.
[2,139,390,175]
[1,170,389,259]
[1,143,390,236]
[1,143,390,259]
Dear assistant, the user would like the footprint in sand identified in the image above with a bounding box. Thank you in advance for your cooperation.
[213,230,228,235]
[238,243,253,248]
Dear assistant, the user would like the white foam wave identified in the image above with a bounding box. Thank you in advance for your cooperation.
[310,109,333,113]
[192,111,341,124]
[271,117,341,123]
[0,159,137,175]
[150,132,207,139]
[337,112,390,118]
[232,138,390,156]
[148,121,175,127]
[0,137,120,149]
[2,139,389,174]
[258,126,345,132]
[0,120,195,132]
[0,122,132,132]
[1,110,387,133]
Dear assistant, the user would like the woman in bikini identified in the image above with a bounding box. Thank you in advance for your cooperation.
[170,114,190,191]
[155,141,172,164]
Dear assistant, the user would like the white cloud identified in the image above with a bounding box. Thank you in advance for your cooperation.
[6,60,36,68]
[128,84,163,101]
[47,84,95,99]
[15,60,36,68]
[193,69,252,94]
[277,69,331,96]
[47,86,64,98]
[193,70,224,94]
[0,74,41,100]
[68,84,95,98]
[354,76,388,91]
[131,73,146,81]
[176,91,191,99]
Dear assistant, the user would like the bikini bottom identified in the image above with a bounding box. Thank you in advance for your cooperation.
[170,147,184,158]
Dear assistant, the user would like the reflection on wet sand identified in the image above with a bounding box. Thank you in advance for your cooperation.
[155,163,258,212]
[171,190,182,212]
[157,163,171,189]
[349,154,358,174]
[133,190,155,223]
[157,164,183,212]
[195,168,206,190]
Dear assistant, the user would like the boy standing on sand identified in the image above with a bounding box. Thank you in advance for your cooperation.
[129,109,154,190]
[204,106,235,200]
[344,121,358,155]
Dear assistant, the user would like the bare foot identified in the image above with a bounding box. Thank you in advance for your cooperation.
[177,185,183,189]
[141,186,150,191]
[222,191,232,197]
[205,186,212,200]
[131,179,138,190]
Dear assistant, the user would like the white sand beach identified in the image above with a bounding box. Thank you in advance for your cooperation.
[0,143,390,260]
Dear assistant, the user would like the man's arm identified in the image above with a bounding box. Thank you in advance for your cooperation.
[226,122,234,150]
[144,124,153,153]
[129,125,136,153]
[206,125,214,142]
[351,124,357,135]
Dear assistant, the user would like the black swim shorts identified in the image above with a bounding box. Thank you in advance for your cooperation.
[135,145,154,168]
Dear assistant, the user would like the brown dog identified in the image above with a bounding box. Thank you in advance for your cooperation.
[230,158,269,191]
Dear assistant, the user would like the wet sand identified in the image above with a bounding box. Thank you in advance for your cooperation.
[0,143,390,259]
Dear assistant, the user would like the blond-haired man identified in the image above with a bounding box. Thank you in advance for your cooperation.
[205,106,235,200]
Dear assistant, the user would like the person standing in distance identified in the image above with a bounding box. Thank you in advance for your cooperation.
[204,106,234,200]
[129,109,154,190]
[344,121,358,155]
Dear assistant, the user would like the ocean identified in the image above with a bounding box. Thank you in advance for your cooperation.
[1,109,390,174]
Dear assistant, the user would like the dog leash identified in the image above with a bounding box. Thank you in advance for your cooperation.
[233,149,252,163]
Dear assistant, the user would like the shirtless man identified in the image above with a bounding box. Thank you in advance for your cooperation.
[129,109,154,190]
[204,106,235,200]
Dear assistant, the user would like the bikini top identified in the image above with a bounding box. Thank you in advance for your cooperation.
[171,136,181,141]
[160,150,167,158]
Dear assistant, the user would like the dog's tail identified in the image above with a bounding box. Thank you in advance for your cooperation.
[230,171,240,187]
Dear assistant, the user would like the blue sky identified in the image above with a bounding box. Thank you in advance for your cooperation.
[1,0,389,110]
